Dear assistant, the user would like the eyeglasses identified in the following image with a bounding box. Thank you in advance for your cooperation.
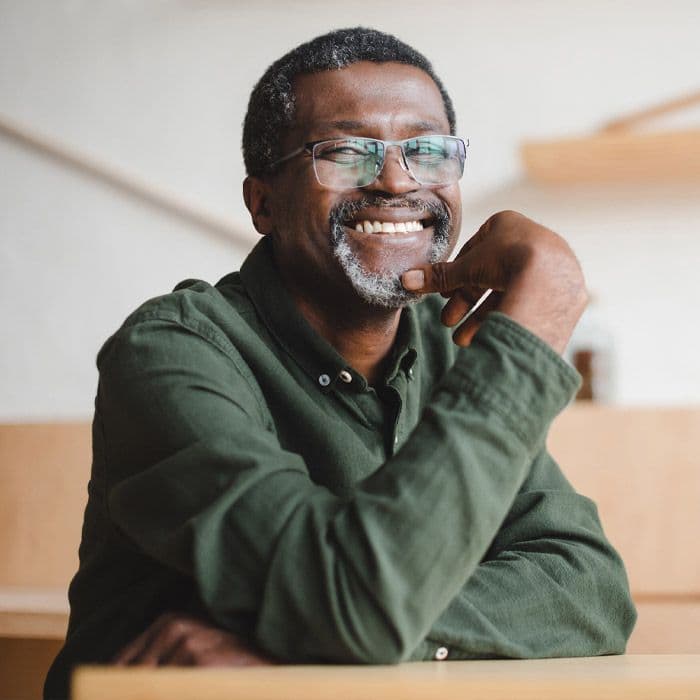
[271,135,468,190]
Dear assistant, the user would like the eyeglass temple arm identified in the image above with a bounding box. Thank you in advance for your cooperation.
[270,145,312,168]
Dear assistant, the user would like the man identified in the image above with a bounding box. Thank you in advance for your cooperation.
[45,27,636,698]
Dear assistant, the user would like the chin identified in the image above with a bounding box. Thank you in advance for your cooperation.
[334,236,424,309]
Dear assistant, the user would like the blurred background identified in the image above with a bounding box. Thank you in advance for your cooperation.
[1,0,699,417]
[1,3,699,698]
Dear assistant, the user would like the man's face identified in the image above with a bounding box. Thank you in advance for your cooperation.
[263,61,462,310]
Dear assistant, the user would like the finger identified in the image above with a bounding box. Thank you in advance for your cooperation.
[113,618,168,665]
[441,285,487,327]
[206,645,274,667]
[113,629,151,665]
[135,619,190,667]
[441,291,471,327]
[401,261,458,294]
[162,635,198,666]
[403,253,505,295]
[163,633,273,667]
[121,614,191,667]
[452,290,501,346]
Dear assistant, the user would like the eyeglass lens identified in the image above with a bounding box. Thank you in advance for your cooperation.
[312,136,465,189]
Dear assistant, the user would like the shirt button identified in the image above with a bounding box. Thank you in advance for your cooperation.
[339,370,353,384]
[318,374,331,387]
[434,646,449,661]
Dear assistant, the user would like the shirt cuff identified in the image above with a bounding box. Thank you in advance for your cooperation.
[447,311,581,447]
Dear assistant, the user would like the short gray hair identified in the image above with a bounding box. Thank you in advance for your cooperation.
[242,27,457,177]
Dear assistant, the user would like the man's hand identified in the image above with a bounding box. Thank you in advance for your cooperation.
[402,210,588,354]
[112,612,274,667]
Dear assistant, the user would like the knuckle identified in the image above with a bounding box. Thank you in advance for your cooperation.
[490,209,519,227]
[431,262,451,291]
[165,618,189,638]
[182,636,200,655]
[159,611,181,628]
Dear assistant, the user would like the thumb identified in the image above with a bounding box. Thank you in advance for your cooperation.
[401,261,461,293]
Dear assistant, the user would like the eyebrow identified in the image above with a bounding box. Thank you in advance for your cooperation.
[313,119,445,134]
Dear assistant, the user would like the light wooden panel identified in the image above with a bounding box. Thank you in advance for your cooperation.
[629,601,700,654]
[5,412,697,595]
[0,423,91,587]
[521,129,700,184]
[0,588,68,639]
[71,656,700,700]
[548,405,700,595]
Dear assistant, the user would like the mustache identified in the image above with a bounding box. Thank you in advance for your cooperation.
[329,195,451,229]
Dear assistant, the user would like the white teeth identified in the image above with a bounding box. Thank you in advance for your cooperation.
[352,220,425,233]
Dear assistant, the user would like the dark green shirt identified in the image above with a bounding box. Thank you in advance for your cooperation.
[45,236,636,698]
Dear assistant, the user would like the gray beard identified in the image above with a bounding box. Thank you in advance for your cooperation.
[329,197,452,309]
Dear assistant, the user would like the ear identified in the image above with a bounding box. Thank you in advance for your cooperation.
[243,176,275,236]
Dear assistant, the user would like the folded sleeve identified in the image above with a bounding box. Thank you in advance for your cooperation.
[409,450,637,661]
[98,309,582,664]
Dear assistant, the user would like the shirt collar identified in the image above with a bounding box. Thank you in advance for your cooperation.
[239,236,420,392]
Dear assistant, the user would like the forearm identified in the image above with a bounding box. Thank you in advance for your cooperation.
[409,457,637,661]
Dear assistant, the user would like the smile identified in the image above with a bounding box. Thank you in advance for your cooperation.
[352,220,426,234]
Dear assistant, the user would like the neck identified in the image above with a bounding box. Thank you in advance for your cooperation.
[270,240,406,385]
[295,295,402,386]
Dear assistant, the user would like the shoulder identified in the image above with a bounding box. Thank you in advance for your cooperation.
[96,274,271,425]
[101,273,253,358]
[124,273,249,333]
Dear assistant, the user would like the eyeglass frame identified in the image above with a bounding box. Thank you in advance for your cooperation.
[269,134,469,190]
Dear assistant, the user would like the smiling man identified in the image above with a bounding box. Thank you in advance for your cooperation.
[45,27,635,698]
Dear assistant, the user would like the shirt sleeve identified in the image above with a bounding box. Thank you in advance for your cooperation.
[408,450,637,661]
[98,309,590,664]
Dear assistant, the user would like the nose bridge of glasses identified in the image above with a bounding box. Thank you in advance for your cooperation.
[384,142,410,172]
[372,142,413,187]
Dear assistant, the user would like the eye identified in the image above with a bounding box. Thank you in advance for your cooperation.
[315,140,377,164]
[406,140,447,161]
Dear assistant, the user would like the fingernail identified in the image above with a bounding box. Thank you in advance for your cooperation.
[402,269,425,290]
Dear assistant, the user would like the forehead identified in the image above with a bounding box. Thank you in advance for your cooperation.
[290,61,450,140]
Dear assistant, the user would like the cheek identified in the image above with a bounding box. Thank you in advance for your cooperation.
[443,188,462,236]
[275,175,337,234]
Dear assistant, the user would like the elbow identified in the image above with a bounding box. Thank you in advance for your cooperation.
[579,555,638,655]
[604,587,637,654]
[251,580,418,665]
[324,605,419,665]
[601,551,638,653]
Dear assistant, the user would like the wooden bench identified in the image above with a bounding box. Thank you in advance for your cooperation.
[0,422,89,700]
[548,405,700,654]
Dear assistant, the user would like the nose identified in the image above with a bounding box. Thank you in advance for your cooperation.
[366,144,420,195]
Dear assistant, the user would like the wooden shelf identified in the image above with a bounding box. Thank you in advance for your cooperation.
[521,90,700,183]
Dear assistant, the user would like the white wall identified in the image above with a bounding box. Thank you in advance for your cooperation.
[1,0,699,419]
